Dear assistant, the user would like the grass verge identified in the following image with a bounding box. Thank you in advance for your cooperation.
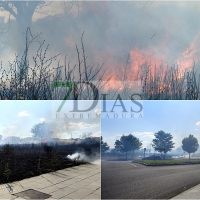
[134,159,200,166]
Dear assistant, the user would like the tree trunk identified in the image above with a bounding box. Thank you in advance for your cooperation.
[14,2,37,74]
[132,150,134,159]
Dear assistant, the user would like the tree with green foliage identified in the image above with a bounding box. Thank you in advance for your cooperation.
[182,134,199,160]
[31,122,53,141]
[101,136,109,153]
[114,134,142,160]
[152,130,175,159]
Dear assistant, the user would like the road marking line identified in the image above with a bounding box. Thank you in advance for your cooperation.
[130,163,137,167]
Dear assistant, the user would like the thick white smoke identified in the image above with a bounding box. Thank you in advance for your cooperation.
[67,152,85,161]
[67,152,100,164]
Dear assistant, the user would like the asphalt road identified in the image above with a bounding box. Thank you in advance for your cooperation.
[101,160,200,199]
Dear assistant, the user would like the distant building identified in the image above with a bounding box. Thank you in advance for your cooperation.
[3,136,21,144]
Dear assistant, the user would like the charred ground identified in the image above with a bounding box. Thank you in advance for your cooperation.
[0,138,100,184]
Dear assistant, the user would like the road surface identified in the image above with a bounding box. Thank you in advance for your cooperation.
[101,160,200,199]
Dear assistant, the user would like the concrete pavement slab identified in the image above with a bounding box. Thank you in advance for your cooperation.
[84,193,100,199]
[93,188,100,196]
[64,188,94,199]
[0,163,100,200]
[171,184,200,199]
[50,187,76,199]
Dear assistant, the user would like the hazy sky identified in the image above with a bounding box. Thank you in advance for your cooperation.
[0,100,100,140]
[0,1,200,82]
[1,99,200,151]
[102,101,200,150]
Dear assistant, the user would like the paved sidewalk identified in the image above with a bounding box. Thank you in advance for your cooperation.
[0,163,100,199]
[171,184,200,199]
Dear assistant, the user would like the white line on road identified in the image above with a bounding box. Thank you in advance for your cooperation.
[130,163,137,167]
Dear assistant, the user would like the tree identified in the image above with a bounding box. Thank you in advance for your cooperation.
[152,130,175,159]
[182,134,199,160]
[114,134,142,160]
[0,1,46,74]
[0,1,60,75]
[101,136,109,153]
[31,122,53,141]
[0,1,45,31]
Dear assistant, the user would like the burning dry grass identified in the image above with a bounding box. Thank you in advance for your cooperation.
[141,65,200,100]
[0,28,200,100]
[105,63,200,100]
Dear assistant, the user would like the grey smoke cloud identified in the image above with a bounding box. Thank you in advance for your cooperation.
[0,1,200,77]
[47,118,100,139]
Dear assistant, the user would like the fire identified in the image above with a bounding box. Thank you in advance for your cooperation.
[63,21,200,94]
[129,48,167,78]
[177,32,200,71]
[102,47,167,92]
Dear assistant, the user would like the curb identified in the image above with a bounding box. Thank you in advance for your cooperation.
[133,161,200,166]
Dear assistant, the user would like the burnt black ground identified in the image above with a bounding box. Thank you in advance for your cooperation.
[101,160,200,199]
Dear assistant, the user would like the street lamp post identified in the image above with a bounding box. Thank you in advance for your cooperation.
[149,144,151,156]
[144,148,146,158]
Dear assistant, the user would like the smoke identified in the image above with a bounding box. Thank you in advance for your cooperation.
[67,152,100,164]
[44,118,100,139]
[67,152,85,160]
[1,2,200,86]
[33,2,200,80]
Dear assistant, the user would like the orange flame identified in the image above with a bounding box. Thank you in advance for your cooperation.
[177,32,200,71]
[64,29,200,93]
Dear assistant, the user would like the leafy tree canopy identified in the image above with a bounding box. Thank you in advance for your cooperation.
[114,134,142,159]
[182,134,199,159]
[31,122,53,140]
[152,130,175,155]
[101,136,109,153]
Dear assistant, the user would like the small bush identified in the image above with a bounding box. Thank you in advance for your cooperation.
[3,163,11,181]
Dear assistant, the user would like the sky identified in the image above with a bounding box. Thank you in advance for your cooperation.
[0,1,200,85]
[1,99,200,151]
[0,100,100,140]
[0,2,199,146]
[102,100,200,150]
